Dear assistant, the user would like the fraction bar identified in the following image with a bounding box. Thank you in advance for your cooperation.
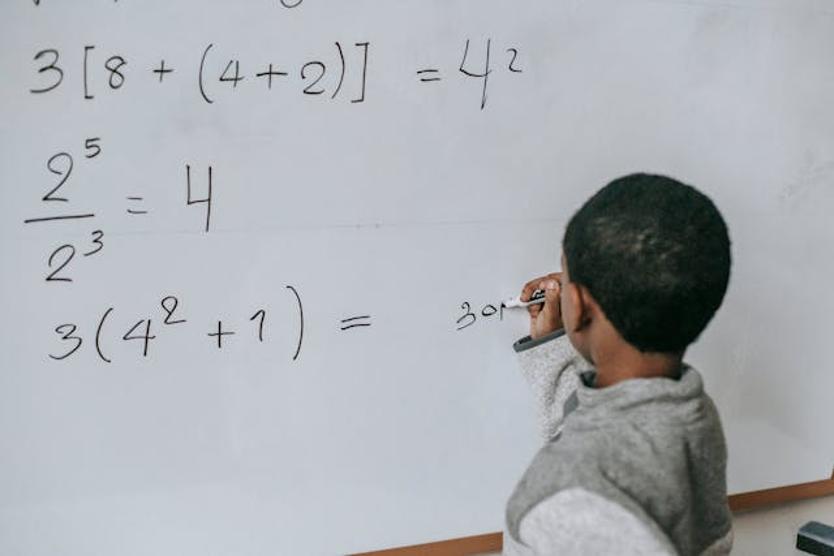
[23,213,96,224]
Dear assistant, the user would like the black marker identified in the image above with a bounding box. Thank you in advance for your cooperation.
[503,289,547,308]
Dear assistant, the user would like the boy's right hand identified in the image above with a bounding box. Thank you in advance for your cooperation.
[521,273,563,339]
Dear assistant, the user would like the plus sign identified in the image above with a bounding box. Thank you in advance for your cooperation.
[207,320,236,349]
[255,63,289,89]
[152,60,174,83]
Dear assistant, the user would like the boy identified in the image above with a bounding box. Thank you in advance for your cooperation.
[504,173,733,555]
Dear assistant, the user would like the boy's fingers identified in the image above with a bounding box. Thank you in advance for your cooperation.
[522,272,562,338]
[521,273,559,301]
[543,279,560,303]
[520,277,546,302]
[538,279,562,327]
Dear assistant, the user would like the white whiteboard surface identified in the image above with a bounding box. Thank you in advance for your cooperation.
[2,0,834,553]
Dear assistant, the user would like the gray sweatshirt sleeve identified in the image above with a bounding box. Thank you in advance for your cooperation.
[512,488,678,556]
[513,330,588,441]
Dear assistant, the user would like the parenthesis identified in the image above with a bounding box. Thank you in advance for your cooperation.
[96,307,114,363]
[199,43,215,104]
[331,41,345,100]
[285,285,303,361]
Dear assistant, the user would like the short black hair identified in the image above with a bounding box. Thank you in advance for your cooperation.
[563,173,731,353]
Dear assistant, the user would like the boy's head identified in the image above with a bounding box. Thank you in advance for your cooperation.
[560,173,731,358]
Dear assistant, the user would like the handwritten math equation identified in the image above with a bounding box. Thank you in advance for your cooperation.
[28,38,523,110]
[45,295,510,364]
[46,288,379,364]
[22,136,215,284]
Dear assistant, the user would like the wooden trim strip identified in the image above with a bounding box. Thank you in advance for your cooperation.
[352,474,834,556]
[353,532,503,556]
[728,472,834,513]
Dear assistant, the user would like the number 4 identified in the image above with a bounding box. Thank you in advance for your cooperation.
[459,39,492,110]
[186,164,213,233]
[220,60,244,88]
[123,319,156,357]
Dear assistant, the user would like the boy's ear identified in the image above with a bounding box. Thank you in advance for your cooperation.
[568,282,593,332]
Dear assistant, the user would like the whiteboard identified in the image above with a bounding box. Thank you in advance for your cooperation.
[2,0,833,554]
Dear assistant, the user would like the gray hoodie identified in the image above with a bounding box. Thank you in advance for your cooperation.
[503,331,733,556]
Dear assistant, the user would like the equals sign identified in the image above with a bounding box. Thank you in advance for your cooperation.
[126,196,148,215]
[417,69,441,82]
[340,315,372,330]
